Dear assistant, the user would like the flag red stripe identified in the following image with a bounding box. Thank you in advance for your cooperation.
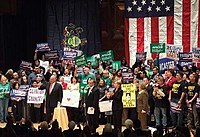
[137,18,144,52]
[198,1,200,48]
[167,16,174,44]
[151,17,159,59]
[124,18,130,65]
[182,0,191,52]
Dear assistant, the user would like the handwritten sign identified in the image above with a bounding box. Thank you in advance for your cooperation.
[27,88,46,104]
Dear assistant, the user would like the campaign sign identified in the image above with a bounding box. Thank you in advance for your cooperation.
[150,43,165,53]
[61,90,80,108]
[159,58,175,73]
[192,48,200,62]
[36,43,50,52]
[63,51,77,61]
[75,54,87,67]
[100,50,114,62]
[45,50,59,60]
[178,60,193,67]
[27,88,46,104]
[136,52,147,61]
[166,44,182,60]
[19,61,32,70]
[178,52,192,61]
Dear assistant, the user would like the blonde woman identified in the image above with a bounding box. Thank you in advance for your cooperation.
[137,82,149,129]
[0,75,11,122]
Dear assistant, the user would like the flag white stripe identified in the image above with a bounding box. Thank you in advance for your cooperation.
[174,0,183,46]
[191,0,199,51]
[144,17,151,59]
[129,18,137,66]
[159,17,167,59]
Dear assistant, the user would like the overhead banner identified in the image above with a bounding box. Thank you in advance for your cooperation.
[45,50,59,60]
[100,50,114,62]
[75,54,87,67]
[27,88,46,104]
[61,90,80,108]
[36,43,50,52]
[121,84,137,108]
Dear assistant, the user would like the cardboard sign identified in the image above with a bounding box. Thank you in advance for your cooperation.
[99,100,113,112]
[27,88,46,104]
[61,90,80,108]
[121,84,137,108]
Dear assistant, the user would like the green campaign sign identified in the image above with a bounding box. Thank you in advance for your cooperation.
[100,50,114,62]
[75,54,87,67]
[86,54,99,66]
[150,43,166,53]
[112,61,121,71]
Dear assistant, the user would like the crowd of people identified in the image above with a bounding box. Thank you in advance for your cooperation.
[0,50,200,137]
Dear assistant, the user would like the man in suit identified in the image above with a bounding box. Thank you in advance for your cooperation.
[85,78,100,134]
[111,81,123,132]
[46,75,63,122]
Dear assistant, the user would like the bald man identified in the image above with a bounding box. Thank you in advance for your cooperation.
[46,75,63,122]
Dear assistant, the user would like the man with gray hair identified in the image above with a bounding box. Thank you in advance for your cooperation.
[153,76,168,128]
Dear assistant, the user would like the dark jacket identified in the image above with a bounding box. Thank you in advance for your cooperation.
[112,88,123,111]
[46,82,63,108]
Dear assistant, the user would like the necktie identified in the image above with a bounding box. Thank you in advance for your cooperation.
[49,84,53,94]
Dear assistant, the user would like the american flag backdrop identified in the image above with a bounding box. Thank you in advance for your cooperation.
[124,0,200,66]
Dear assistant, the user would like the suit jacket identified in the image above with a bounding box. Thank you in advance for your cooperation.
[46,82,63,108]
[112,88,123,111]
[85,86,100,111]
[137,90,149,113]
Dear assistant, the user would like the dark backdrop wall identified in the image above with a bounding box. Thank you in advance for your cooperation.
[0,0,47,72]
[47,0,101,56]
[0,0,101,72]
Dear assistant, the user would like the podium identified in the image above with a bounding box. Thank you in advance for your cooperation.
[53,107,69,131]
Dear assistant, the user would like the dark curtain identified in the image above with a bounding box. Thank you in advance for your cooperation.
[0,0,47,72]
[47,0,101,56]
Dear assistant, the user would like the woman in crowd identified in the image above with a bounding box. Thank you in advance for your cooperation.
[137,82,149,129]
[10,81,24,122]
[30,80,42,123]
[0,75,11,122]
[67,76,80,122]
[111,81,123,132]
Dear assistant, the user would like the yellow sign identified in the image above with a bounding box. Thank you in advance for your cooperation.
[121,84,137,108]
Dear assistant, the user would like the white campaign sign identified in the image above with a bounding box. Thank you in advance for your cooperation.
[61,90,80,108]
